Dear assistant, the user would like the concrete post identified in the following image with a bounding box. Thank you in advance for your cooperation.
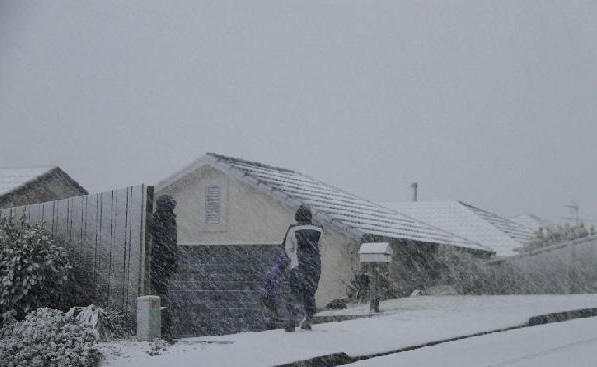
[137,295,161,341]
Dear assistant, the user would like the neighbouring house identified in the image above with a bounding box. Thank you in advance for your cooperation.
[0,166,88,209]
[511,213,551,233]
[383,201,534,257]
[155,153,492,336]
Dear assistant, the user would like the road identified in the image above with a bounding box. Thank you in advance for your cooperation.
[350,317,597,367]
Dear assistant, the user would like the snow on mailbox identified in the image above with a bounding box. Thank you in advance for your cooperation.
[359,242,393,263]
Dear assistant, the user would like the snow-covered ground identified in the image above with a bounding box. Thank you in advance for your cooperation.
[100,295,597,367]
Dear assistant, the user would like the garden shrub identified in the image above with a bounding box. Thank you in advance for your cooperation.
[0,308,100,367]
[0,215,72,321]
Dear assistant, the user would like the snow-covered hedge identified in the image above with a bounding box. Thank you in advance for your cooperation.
[0,215,72,321]
[433,246,494,294]
[429,241,597,295]
[0,308,100,367]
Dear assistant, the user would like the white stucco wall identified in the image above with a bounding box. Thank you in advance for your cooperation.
[156,164,360,306]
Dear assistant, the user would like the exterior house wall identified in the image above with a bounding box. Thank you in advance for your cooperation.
[158,165,293,245]
[157,164,359,306]
[0,173,87,209]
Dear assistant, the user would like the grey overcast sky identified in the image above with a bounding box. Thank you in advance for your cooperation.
[0,1,596,223]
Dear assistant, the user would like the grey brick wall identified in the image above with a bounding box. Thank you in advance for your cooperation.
[169,244,286,337]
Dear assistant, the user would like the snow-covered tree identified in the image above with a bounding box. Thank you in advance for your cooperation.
[515,223,596,253]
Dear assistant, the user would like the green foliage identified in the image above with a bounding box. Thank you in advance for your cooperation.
[0,215,72,320]
[516,223,596,253]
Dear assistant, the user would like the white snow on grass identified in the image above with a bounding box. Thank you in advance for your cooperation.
[100,295,597,367]
[351,317,597,367]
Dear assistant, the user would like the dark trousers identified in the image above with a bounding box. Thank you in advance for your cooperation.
[286,268,318,325]
[262,296,285,329]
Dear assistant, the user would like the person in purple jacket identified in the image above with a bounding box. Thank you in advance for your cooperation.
[260,254,291,329]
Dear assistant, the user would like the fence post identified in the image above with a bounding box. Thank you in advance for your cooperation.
[141,185,154,295]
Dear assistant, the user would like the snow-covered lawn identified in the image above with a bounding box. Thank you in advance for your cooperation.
[351,317,597,367]
[100,294,597,367]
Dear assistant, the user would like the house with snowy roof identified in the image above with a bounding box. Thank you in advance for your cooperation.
[383,201,534,257]
[156,153,493,335]
[0,166,87,209]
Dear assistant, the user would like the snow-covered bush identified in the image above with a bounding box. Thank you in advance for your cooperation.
[346,267,395,301]
[0,215,72,321]
[67,304,132,341]
[515,223,596,253]
[146,338,169,356]
[434,238,597,295]
[488,238,597,294]
[433,246,493,294]
[0,308,100,367]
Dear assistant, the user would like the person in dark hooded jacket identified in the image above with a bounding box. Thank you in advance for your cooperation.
[283,205,323,331]
[151,195,177,341]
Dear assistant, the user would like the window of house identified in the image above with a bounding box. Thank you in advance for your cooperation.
[205,185,221,225]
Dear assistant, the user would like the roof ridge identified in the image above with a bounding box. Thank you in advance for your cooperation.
[459,201,532,230]
[0,166,87,199]
[0,165,57,170]
[207,153,295,173]
[0,166,57,197]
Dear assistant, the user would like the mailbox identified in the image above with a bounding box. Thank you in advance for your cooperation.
[359,242,393,313]
[359,242,393,263]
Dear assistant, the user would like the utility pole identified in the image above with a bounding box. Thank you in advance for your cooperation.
[564,202,579,225]
[411,182,418,202]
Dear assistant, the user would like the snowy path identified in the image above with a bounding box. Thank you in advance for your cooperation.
[350,317,597,367]
[100,295,597,367]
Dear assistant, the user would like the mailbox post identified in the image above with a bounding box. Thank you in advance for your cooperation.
[359,242,393,313]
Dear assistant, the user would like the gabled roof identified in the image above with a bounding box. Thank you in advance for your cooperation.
[383,201,534,256]
[157,153,491,253]
[0,166,56,196]
[0,166,87,200]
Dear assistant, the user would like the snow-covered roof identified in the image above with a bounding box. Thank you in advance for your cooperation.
[511,214,551,232]
[0,166,57,196]
[0,166,88,205]
[157,153,491,253]
[382,201,534,256]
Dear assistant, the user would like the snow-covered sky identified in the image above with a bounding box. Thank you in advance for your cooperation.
[0,1,595,223]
